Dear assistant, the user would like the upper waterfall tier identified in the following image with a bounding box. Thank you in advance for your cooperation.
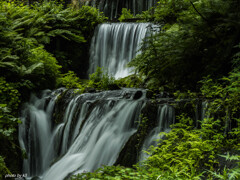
[82,0,157,20]
[89,23,152,79]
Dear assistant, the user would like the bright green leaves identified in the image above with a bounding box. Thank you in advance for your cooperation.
[0,156,11,180]
[210,153,240,180]
[71,165,154,180]
[88,67,117,90]
[118,8,134,22]
[0,1,106,90]
[143,116,223,179]
[0,78,21,140]
[0,103,20,140]
[154,0,191,24]
[0,0,107,174]
[57,71,82,89]
[58,68,118,92]
[0,77,20,112]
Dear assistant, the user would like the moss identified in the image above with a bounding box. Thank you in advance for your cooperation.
[52,90,73,125]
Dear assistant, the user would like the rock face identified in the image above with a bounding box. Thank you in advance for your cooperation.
[115,101,159,166]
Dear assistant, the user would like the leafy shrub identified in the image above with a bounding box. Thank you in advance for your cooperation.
[115,74,143,88]
[0,156,10,180]
[71,165,149,180]
[28,46,61,88]
[0,77,20,112]
[57,71,82,89]
[143,115,220,179]
[0,1,107,174]
[0,104,20,140]
[88,67,118,90]
[0,0,106,90]
[129,0,240,91]
[210,153,240,180]
[119,8,134,22]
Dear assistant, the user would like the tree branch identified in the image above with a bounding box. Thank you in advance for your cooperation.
[190,1,219,38]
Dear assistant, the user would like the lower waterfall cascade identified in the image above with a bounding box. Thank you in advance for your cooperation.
[19,89,177,179]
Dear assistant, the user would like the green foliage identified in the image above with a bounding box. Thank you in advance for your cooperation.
[200,72,240,125]
[57,71,82,89]
[129,0,240,91]
[0,0,106,90]
[58,68,120,92]
[0,77,20,112]
[88,67,118,90]
[143,116,220,178]
[232,43,240,72]
[210,153,240,180]
[0,77,20,139]
[0,104,20,140]
[115,74,143,88]
[154,0,191,24]
[0,0,106,174]
[118,8,134,22]
[27,46,61,87]
[71,165,149,180]
[0,77,21,175]
[0,156,10,180]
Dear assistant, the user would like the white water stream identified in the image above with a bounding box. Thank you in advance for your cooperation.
[89,23,152,78]
[19,89,150,179]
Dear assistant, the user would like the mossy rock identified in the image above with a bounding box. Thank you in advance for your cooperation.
[115,101,158,166]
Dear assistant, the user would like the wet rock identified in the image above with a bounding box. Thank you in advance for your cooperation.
[146,90,170,99]
[52,89,73,125]
[84,87,96,93]
[146,90,154,99]
[115,102,158,167]
[108,83,121,90]
[31,176,41,180]
[133,91,143,100]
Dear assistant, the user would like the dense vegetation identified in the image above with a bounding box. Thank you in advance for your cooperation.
[73,0,240,179]
[0,0,105,177]
[129,0,240,91]
[0,0,240,179]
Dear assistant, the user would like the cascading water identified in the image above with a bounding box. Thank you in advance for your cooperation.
[89,23,152,78]
[19,89,64,177]
[139,104,175,161]
[82,0,157,20]
[19,88,149,179]
[19,2,167,178]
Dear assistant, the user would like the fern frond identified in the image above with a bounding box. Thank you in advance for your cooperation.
[219,153,240,161]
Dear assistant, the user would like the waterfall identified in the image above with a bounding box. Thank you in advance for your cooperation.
[82,0,157,20]
[19,89,64,176]
[139,104,175,161]
[19,88,148,179]
[89,23,152,78]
